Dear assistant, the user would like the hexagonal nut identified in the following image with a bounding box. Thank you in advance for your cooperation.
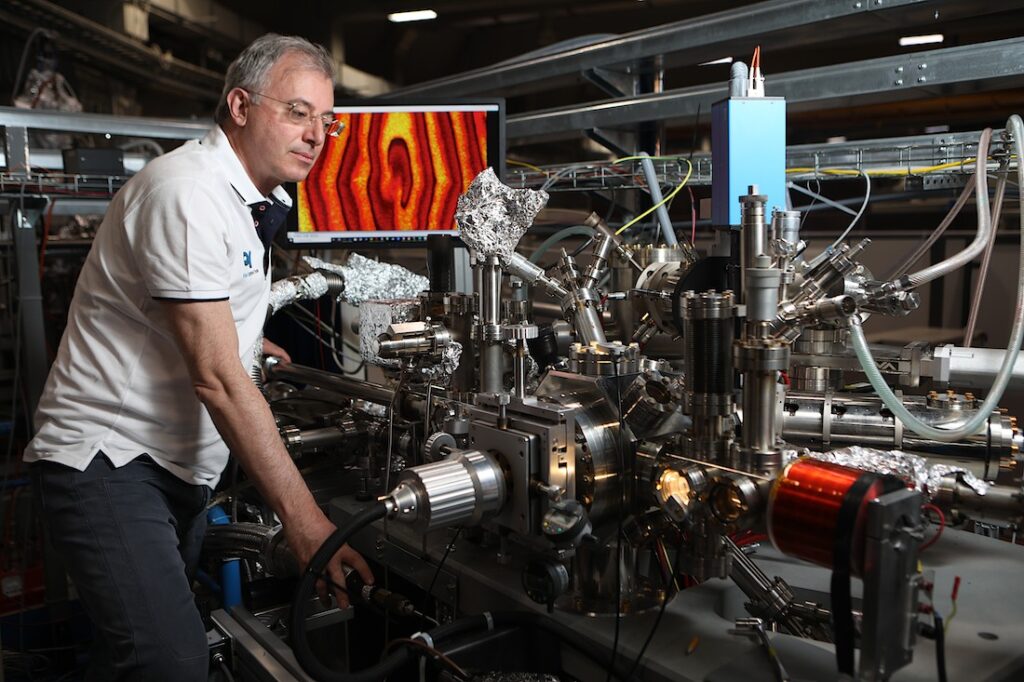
[497,393,511,406]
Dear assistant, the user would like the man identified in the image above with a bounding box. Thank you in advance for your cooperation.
[25,34,371,681]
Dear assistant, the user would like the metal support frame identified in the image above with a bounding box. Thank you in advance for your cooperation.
[507,38,1024,143]
[0,106,209,142]
[859,487,923,681]
[11,206,47,423]
[383,0,1009,98]
[507,128,1004,193]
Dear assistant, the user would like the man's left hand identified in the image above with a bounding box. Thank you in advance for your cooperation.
[263,338,291,364]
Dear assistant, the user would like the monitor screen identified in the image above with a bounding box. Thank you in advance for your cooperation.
[287,100,505,247]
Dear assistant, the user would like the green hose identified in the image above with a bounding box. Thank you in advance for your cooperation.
[527,225,596,264]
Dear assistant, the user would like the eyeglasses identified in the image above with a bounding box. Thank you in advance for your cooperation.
[247,91,342,137]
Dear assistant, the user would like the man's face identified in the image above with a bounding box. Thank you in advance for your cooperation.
[233,51,334,193]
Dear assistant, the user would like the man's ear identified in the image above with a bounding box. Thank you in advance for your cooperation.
[225,87,250,127]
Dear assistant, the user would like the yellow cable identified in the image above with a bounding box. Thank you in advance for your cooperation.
[611,154,688,165]
[506,159,545,173]
[787,158,991,177]
[615,159,693,236]
[945,600,958,633]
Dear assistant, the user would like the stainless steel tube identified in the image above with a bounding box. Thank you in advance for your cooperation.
[479,256,505,394]
[266,360,394,405]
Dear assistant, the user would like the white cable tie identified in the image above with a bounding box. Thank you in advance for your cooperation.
[483,611,494,631]
[411,631,434,648]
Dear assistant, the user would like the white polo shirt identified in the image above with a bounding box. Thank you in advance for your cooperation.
[24,125,288,487]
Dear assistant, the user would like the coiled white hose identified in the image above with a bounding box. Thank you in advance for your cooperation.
[849,116,1024,442]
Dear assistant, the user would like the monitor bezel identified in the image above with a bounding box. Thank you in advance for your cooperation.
[282,97,505,249]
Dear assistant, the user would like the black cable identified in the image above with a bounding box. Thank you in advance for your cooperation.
[624,540,675,680]
[605,362,627,682]
[290,507,635,681]
[419,527,463,627]
[289,502,412,682]
[217,657,237,682]
[934,611,948,682]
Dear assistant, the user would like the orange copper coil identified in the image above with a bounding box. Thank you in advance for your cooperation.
[767,458,888,576]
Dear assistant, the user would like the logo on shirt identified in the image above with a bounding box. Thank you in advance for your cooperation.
[242,251,252,268]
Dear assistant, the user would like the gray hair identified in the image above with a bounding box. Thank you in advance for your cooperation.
[215,34,334,123]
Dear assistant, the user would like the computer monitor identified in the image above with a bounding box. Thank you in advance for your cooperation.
[286,99,505,247]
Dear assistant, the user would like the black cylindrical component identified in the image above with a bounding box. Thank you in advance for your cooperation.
[426,234,455,292]
[682,290,736,414]
[527,324,560,370]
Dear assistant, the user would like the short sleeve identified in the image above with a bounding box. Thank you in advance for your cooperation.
[125,179,234,301]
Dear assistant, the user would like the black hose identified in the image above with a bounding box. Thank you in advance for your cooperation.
[934,612,948,682]
[289,506,633,681]
[289,502,409,682]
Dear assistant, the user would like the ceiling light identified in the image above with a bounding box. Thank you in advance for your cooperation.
[388,9,437,23]
[699,56,733,66]
[899,34,944,47]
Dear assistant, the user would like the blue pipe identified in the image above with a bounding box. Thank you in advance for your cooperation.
[206,505,243,609]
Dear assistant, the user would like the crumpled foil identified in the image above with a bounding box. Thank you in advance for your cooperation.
[268,272,330,315]
[455,167,548,260]
[303,253,428,306]
[423,341,463,384]
[358,299,420,368]
[783,446,990,496]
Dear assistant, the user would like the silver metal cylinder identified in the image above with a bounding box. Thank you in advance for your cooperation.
[513,342,527,398]
[481,256,501,325]
[935,345,1024,391]
[743,372,780,455]
[781,391,1022,471]
[390,449,507,531]
[745,261,782,323]
[562,288,607,345]
[932,478,1024,526]
[581,235,615,291]
[735,339,789,475]
[266,360,395,405]
[772,209,801,248]
[740,186,769,272]
[503,252,569,300]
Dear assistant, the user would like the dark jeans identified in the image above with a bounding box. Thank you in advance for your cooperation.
[32,454,211,682]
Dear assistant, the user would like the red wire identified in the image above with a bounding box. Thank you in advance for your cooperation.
[920,503,946,552]
[751,45,761,71]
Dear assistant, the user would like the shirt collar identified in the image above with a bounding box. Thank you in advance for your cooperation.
[201,125,293,208]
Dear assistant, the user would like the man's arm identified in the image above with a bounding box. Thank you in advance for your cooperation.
[160,299,371,605]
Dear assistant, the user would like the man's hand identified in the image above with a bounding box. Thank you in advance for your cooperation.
[159,299,372,607]
[263,338,291,364]
[286,510,373,609]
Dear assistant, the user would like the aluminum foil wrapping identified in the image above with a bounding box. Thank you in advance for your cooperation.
[358,299,420,368]
[303,254,428,306]
[782,446,990,496]
[268,272,330,315]
[455,167,548,259]
[423,341,463,384]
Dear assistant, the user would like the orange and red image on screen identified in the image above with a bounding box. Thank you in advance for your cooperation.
[298,109,489,232]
